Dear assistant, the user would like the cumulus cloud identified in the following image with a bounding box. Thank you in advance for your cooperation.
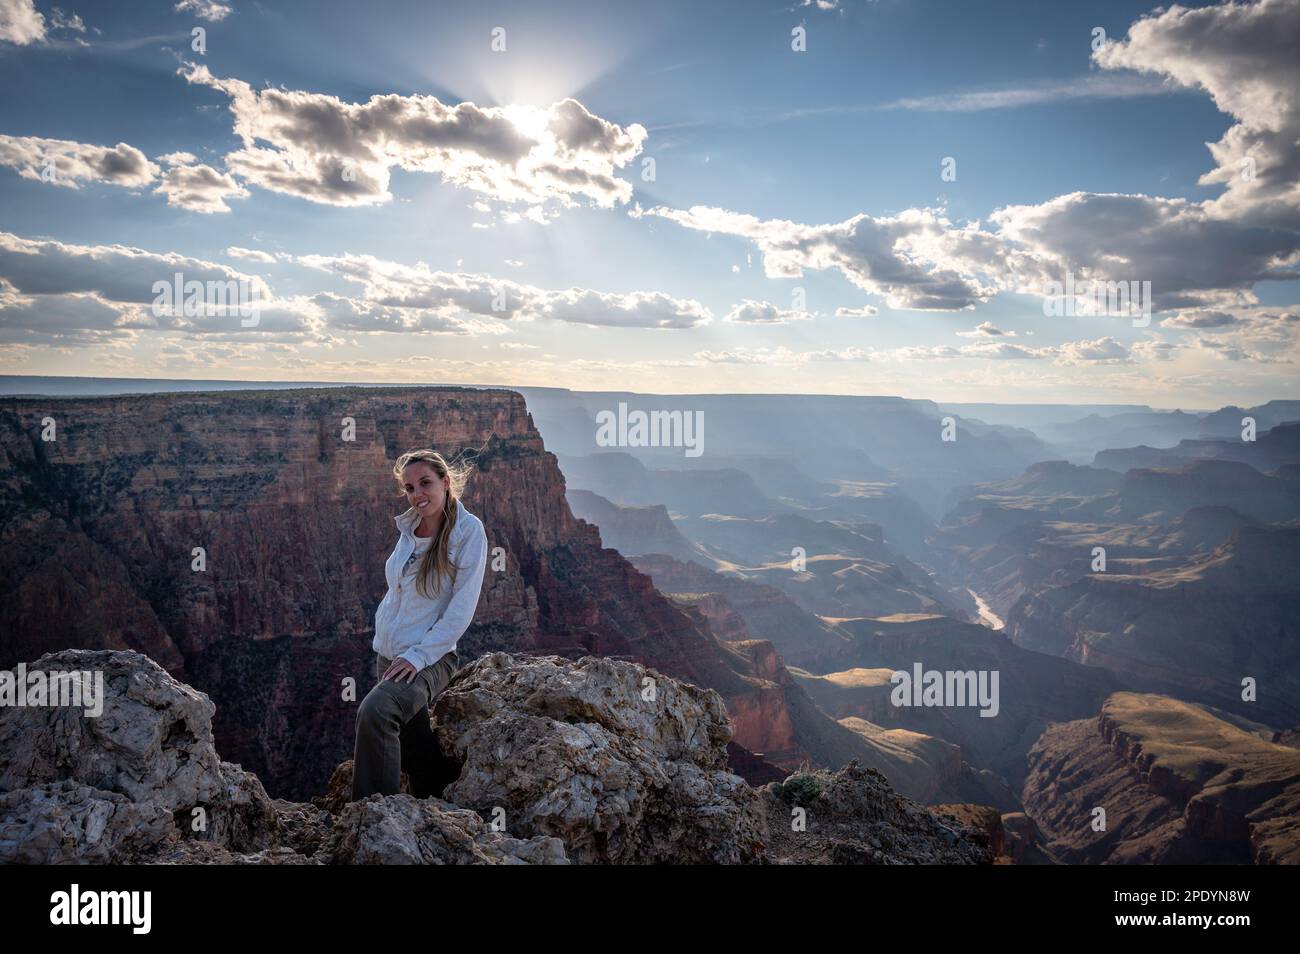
[1094,0,1300,226]
[1141,303,1298,364]
[154,162,249,212]
[226,246,279,264]
[989,190,1299,311]
[178,63,647,211]
[1053,336,1132,365]
[0,0,45,45]
[1160,309,1242,329]
[957,341,1043,358]
[834,304,879,317]
[1131,338,1184,362]
[0,1,90,46]
[0,134,158,188]
[957,320,1016,337]
[174,0,231,22]
[298,251,711,329]
[631,203,1001,310]
[0,231,265,302]
[723,298,813,323]
[0,231,299,343]
[1193,337,1290,362]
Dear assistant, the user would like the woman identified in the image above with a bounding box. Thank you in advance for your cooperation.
[351,448,489,801]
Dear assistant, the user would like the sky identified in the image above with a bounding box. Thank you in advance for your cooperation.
[0,0,1297,407]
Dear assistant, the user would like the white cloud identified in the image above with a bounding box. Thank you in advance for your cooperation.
[0,134,157,188]
[631,203,1001,310]
[0,231,298,343]
[990,190,1299,311]
[1193,337,1289,362]
[957,320,1015,337]
[882,73,1173,112]
[1053,336,1131,365]
[723,298,813,324]
[0,0,45,45]
[1160,309,1241,329]
[179,63,647,211]
[834,304,879,317]
[1131,338,1184,362]
[695,345,870,365]
[174,0,231,23]
[154,162,249,213]
[0,231,266,303]
[298,251,712,329]
[48,7,83,32]
[1094,0,1300,226]
[226,246,277,264]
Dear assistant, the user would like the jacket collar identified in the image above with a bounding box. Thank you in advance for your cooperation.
[395,497,466,538]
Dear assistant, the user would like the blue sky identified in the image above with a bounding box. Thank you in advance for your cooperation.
[0,0,1297,405]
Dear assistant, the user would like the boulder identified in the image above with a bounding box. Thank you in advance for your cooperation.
[432,652,765,864]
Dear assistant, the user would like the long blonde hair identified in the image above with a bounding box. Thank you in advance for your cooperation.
[393,448,474,599]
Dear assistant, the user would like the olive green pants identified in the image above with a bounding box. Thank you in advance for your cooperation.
[351,650,459,801]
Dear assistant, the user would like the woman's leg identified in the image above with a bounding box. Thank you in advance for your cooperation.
[400,650,461,797]
[351,651,459,800]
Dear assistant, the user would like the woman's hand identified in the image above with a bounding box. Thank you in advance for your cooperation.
[382,658,419,683]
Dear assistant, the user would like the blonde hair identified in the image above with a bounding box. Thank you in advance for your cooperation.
[393,448,475,599]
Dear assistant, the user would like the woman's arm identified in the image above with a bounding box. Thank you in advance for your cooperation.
[395,522,489,672]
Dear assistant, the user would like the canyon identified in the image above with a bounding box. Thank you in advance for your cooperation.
[2,381,1298,864]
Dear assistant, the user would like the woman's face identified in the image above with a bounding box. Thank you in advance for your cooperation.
[400,462,449,517]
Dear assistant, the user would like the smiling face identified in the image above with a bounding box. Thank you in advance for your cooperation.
[400,461,449,518]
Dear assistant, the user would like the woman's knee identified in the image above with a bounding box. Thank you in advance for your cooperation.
[356,682,403,730]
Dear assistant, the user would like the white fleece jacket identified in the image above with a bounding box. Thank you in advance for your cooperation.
[372,497,489,671]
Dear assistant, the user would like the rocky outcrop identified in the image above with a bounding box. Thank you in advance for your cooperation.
[760,762,994,864]
[934,803,1007,859]
[1022,693,1300,864]
[429,652,765,864]
[0,648,991,864]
